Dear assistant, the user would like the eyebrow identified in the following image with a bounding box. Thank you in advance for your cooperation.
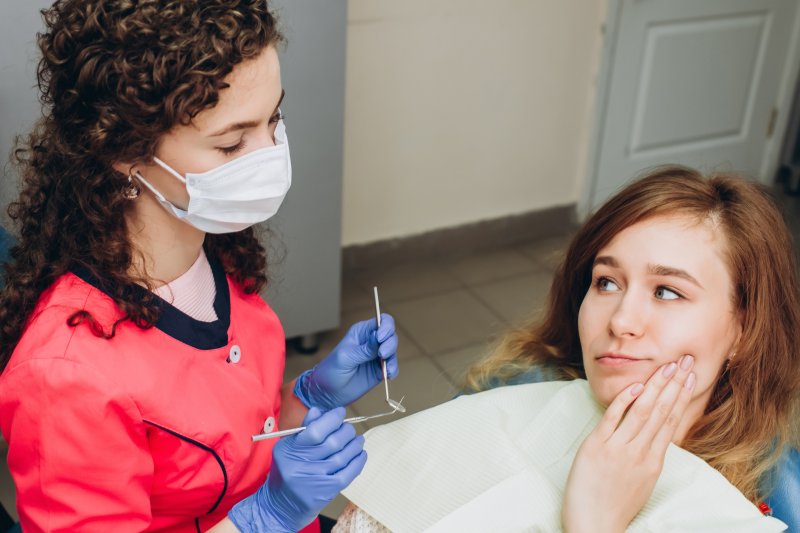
[593,255,704,289]
[207,89,285,138]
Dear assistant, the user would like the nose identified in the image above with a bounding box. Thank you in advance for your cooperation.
[262,129,277,148]
[251,122,279,149]
[608,291,647,339]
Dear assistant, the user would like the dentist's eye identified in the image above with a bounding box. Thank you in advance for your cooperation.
[655,286,681,300]
[268,111,284,124]
[595,276,620,292]
[217,139,247,156]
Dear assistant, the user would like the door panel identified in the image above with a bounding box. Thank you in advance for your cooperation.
[590,0,799,209]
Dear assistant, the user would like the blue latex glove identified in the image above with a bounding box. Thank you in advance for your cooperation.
[294,314,399,410]
[229,407,367,533]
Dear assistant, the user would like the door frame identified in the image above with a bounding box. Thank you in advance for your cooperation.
[579,0,800,219]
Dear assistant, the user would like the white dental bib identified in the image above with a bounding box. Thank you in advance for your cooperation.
[341,380,786,533]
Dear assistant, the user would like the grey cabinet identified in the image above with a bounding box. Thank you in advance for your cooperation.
[261,0,345,340]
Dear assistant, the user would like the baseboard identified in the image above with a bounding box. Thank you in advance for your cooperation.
[342,204,577,271]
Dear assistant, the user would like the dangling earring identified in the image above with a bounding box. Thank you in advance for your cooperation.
[122,168,141,200]
[724,351,736,373]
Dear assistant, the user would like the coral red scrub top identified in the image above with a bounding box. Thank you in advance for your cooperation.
[0,257,319,532]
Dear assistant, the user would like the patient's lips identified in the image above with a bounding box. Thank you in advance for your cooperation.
[595,352,649,367]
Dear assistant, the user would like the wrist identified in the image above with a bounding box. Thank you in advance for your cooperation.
[293,367,342,411]
[563,515,625,533]
[292,369,317,410]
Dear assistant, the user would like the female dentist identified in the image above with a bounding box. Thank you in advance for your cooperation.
[0,1,398,531]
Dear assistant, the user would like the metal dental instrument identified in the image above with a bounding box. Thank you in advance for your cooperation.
[252,286,407,442]
[252,406,405,441]
[374,286,406,414]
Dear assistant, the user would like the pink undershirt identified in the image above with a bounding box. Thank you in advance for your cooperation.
[152,249,218,322]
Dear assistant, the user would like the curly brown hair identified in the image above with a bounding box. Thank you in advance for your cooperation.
[0,0,284,372]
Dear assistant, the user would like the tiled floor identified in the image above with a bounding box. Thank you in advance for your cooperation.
[311,233,573,429]
[2,185,799,523]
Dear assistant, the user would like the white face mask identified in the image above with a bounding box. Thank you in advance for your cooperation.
[136,119,292,234]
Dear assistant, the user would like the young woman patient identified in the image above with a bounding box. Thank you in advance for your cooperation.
[333,166,800,532]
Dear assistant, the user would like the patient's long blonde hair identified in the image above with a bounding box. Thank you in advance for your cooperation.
[464,165,800,502]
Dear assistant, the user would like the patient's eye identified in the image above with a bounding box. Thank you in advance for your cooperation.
[655,286,681,300]
[596,277,620,292]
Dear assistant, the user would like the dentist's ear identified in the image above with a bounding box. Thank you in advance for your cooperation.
[112,161,135,176]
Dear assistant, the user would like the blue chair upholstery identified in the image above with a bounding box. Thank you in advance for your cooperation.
[0,226,13,290]
[0,226,12,262]
[499,367,799,531]
[765,446,800,531]
[1,228,18,530]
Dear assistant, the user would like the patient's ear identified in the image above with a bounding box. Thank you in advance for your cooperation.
[730,315,744,360]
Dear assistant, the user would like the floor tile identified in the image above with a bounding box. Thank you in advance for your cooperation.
[350,356,454,429]
[444,248,540,285]
[322,493,349,522]
[389,289,505,354]
[516,233,573,271]
[282,349,322,383]
[349,261,463,304]
[341,274,375,313]
[433,343,491,394]
[470,270,554,325]
[393,325,425,360]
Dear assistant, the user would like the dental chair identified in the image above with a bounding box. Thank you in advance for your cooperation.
[0,225,12,288]
[765,446,800,531]
[0,227,19,532]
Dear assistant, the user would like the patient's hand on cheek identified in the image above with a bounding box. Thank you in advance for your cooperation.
[562,355,696,533]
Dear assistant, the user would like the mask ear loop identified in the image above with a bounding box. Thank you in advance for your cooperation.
[136,157,189,204]
[152,157,187,184]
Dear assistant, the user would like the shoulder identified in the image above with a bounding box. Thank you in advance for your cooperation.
[0,356,144,448]
[7,272,120,369]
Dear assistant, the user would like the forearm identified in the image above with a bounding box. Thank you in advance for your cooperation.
[208,517,241,532]
[281,378,309,429]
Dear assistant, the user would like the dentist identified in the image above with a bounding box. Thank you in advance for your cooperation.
[0,1,397,532]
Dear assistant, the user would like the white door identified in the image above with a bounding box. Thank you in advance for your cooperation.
[587,0,800,210]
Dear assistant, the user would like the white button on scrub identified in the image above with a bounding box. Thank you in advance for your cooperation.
[228,345,242,364]
[263,417,276,433]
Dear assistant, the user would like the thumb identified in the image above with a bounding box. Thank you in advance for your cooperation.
[347,318,378,345]
[341,319,379,364]
[302,406,324,426]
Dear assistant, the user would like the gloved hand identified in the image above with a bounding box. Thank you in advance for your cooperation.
[229,407,367,533]
[293,314,399,410]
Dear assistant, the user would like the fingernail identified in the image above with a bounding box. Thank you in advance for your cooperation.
[680,354,694,371]
[662,362,678,378]
[631,383,644,396]
[685,372,696,390]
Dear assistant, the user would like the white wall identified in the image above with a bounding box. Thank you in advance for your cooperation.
[342,0,608,245]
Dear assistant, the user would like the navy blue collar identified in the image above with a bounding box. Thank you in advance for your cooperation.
[72,255,231,350]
